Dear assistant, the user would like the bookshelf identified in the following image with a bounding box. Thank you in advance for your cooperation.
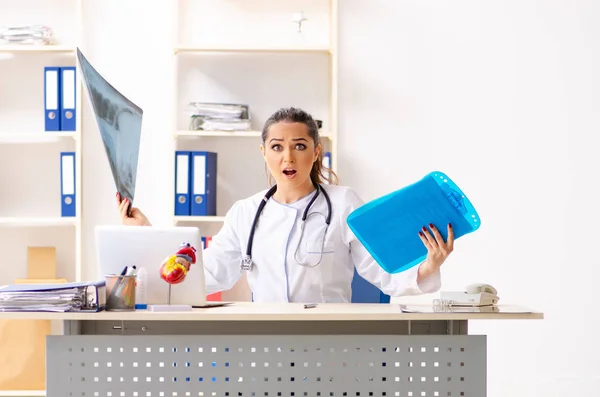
[0,0,84,281]
[173,0,339,301]
[0,0,84,395]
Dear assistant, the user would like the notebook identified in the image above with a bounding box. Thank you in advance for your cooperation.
[346,171,481,274]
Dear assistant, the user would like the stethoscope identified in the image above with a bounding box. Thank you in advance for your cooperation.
[240,183,332,272]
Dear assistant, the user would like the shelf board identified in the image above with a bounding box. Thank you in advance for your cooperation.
[174,216,226,223]
[0,132,76,144]
[0,217,77,227]
[175,45,331,54]
[0,44,76,53]
[176,130,262,138]
[175,130,332,139]
[0,391,45,397]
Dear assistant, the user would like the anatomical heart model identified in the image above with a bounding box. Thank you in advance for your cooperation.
[159,242,197,303]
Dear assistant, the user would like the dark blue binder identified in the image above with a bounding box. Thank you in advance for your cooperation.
[59,66,76,131]
[60,152,76,217]
[44,66,61,131]
[190,151,217,216]
[351,269,390,303]
[174,151,191,216]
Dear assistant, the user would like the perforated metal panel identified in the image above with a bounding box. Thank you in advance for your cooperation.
[47,335,485,397]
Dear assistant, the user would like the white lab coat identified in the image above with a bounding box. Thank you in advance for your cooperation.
[202,184,441,302]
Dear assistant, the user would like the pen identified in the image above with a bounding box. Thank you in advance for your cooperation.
[303,303,318,309]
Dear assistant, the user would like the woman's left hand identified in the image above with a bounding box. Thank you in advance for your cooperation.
[417,223,455,282]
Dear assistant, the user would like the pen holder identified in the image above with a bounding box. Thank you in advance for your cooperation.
[105,274,136,311]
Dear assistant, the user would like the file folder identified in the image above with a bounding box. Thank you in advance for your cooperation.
[174,151,191,216]
[59,66,76,131]
[323,151,331,168]
[60,152,76,217]
[351,268,390,303]
[322,151,331,183]
[0,280,106,312]
[191,151,217,216]
[44,66,61,131]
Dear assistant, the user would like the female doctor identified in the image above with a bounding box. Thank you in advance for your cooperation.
[116,107,455,303]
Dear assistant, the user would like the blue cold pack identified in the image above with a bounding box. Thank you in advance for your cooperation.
[346,171,482,274]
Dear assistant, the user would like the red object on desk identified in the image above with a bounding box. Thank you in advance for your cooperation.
[207,292,222,301]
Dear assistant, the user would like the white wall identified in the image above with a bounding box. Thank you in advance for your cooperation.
[338,1,598,396]
[76,0,599,395]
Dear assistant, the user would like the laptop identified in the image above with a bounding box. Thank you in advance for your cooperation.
[95,225,228,308]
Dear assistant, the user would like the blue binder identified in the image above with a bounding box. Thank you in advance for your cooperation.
[351,269,390,303]
[323,151,331,168]
[59,66,76,131]
[190,151,217,216]
[174,151,191,216]
[347,171,481,274]
[60,152,76,217]
[44,66,61,131]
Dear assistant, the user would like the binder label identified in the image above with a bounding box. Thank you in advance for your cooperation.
[176,154,189,194]
[61,155,75,195]
[45,69,59,111]
[62,69,75,110]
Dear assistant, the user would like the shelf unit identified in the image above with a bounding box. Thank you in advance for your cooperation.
[0,0,84,395]
[0,0,84,280]
[173,0,338,219]
[172,0,338,301]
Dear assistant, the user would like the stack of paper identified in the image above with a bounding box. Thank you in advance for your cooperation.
[188,102,252,131]
[0,288,84,312]
[0,25,54,45]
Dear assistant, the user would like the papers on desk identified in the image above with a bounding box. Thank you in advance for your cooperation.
[0,280,106,312]
[399,304,535,314]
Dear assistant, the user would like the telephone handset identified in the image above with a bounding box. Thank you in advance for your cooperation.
[438,283,499,307]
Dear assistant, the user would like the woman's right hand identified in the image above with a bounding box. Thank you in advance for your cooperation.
[116,193,152,226]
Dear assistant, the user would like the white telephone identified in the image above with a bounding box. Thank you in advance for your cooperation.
[438,283,499,307]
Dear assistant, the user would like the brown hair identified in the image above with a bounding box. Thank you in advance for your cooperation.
[261,107,339,186]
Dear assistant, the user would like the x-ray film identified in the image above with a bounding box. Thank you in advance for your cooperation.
[76,48,143,209]
[347,171,481,274]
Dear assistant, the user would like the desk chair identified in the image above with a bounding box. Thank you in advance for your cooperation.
[350,268,391,303]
